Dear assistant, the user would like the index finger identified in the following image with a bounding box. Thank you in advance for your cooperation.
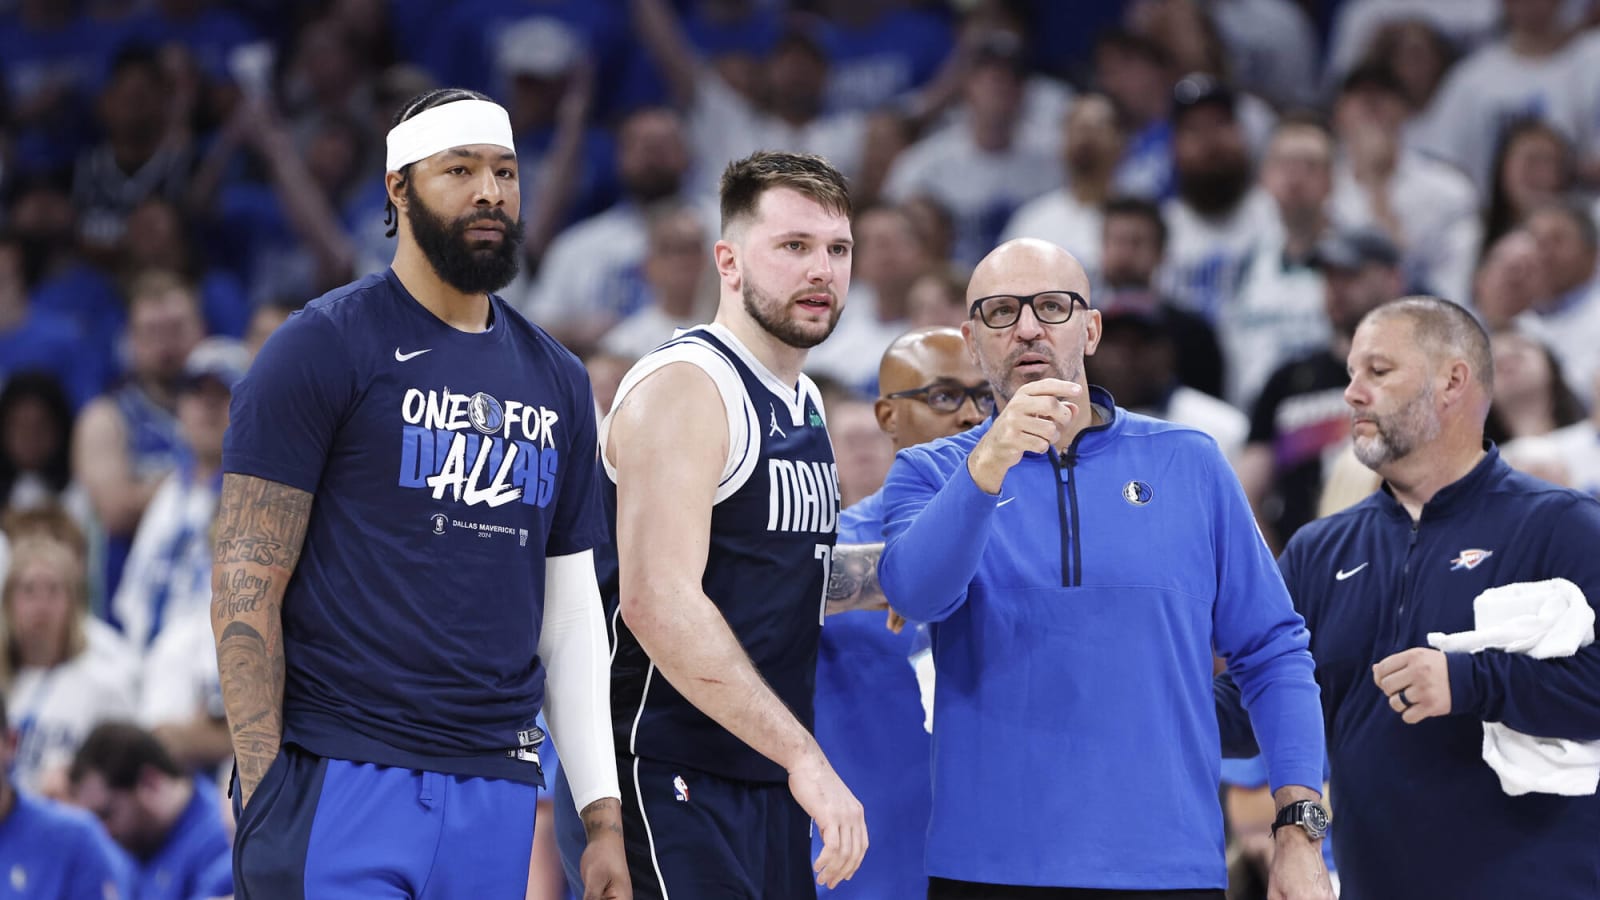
[1371,652,1407,683]
[1017,378,1083,400]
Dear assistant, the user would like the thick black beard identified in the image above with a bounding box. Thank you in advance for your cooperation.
[1175,159,1253,218]
[742,280,836,349]
[404,182,525,295]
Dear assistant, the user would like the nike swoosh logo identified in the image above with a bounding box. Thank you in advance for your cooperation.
[996,497,1016,507]
[1335,562,1369,581]
[394,348,433,362]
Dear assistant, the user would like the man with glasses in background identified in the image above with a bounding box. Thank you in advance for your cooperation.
[878,238,1333,899]
[813,325,991,898]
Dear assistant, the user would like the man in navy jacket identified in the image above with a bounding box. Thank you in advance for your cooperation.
[1268,296,1600,899]
[879,238,1332,899]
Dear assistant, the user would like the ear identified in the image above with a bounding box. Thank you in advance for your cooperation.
[1442,358,1472,406]
[1082,309,1103,357]
[961,320,980,366]
[713,238,740,292]
[386,170,408,210]
[873,397,895,435]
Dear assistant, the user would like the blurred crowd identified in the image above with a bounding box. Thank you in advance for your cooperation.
[6,0,1600,897]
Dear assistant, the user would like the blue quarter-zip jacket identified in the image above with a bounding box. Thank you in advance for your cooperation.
[880,389,1324,889]
[1277,448,1600,900]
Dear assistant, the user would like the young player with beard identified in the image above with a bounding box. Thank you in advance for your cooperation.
[212,88,628,899]
[571,151,871,899]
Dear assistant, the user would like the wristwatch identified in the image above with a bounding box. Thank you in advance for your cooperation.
[1271,800,1331,840]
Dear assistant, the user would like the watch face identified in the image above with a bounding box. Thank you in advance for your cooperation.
[1304,803,1331,838]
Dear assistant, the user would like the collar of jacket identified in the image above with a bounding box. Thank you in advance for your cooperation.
[1374,441,1504,522]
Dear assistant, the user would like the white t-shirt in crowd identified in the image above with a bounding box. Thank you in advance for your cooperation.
[803,283,908,395]
[1000,188,1103,283]
[1139,386,1251,461]
[8,620,138,793]
[688,70,867,200]
[884,126,1061,267]
[599,305,702,362]
[1504,420,1600,498]
[1210,0,1322,110]
[1518,280,1600,406]
[1221,236,1334,410]
[1413,39,1585,193]
[138,608,223,733]
[1330,149,1480,303]
[111,471,218,653]
[1158,188,1281,322]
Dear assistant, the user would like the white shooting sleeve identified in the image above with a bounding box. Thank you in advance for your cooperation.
[539,550,622,814]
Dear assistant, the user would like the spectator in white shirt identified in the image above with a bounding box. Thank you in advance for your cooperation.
[631,0,867,197]
[113,339,249,655]
[1331,63,1480,304]
[1001,93,1124,282]
[3,526,136,797]
[522,106,697,351]
[883,32,1060,267]
[1518,199,1600,404]
[1226,117,1338,410]
[1414,0,1583,193]
[807,204,936,392]
[1158,75,1279,321]
[600,204,713,361]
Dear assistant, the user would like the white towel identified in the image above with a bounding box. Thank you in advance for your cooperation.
[1426,578,1600,796]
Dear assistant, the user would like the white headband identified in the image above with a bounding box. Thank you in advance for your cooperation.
[385,99,515,172]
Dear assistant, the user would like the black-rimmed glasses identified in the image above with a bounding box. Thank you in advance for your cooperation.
[968,290,1087,329]
[883,383,997,415]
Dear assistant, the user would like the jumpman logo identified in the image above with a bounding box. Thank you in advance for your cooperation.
[768,403,787,438]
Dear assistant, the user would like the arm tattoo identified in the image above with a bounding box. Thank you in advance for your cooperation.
[211,474,311,802]
[826,542,886,615]
[580,797,625,840]
[218,621,281,788]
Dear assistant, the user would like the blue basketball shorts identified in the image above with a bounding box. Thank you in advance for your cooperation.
[231,744,540,899]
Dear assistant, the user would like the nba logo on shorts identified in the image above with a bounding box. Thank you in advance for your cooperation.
[431,513,448,534]
[672,775,690,802]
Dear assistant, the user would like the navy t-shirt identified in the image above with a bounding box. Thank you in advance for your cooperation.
[224,269,607,784]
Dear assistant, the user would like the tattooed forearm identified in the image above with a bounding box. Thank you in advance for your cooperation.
[825,542,886,615]
[211,474,311,805]
[580,797,625,840]
[217,621,283,801]
[212,473,313,573]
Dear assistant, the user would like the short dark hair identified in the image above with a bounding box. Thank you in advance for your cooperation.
[719,151,851,237]
[383,88,495,238]
[69,722,181,790]
[1368,296,1494,396]
[1102,195,1168,251]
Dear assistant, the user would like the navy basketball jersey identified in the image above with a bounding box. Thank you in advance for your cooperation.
[602,323,840,783]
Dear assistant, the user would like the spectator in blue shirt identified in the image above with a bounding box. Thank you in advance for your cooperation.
[0,695,132,900]
[67,722,230,900]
